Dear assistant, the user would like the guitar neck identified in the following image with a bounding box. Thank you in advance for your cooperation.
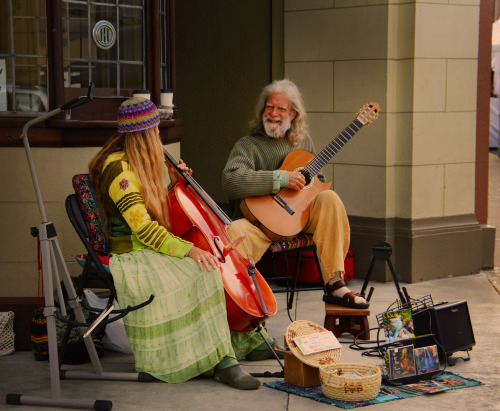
[305,118,364,177]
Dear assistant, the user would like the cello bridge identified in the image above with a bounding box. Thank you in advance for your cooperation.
[225,235,246,251]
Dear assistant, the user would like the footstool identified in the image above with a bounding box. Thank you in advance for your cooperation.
[324,304,370,340]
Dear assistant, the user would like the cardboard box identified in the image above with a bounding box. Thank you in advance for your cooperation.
[284,351,320,388]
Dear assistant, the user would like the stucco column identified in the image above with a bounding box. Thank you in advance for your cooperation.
[283,1,489,282]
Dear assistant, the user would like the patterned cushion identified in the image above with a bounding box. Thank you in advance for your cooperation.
[267,233,315,253]
[72,174,109,254]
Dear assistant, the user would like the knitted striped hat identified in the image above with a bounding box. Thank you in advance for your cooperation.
[117,97,160,133]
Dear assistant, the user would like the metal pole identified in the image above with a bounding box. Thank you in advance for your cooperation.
[21,108,62,223]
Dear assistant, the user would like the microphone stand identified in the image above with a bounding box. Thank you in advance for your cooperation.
[6,84,152,411]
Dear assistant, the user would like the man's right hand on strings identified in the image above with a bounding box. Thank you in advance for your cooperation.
[287,170,306,190]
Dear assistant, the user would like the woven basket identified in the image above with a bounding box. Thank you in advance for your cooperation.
[285,320,341,367]
[319,362,381,402]
[0,311,15,356]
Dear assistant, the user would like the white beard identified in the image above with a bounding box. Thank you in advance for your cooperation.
[263,114,292,138]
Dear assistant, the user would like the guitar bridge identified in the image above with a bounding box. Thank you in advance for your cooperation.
[271,194,295,216]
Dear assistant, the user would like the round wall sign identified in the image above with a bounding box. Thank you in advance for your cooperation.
[92,20,116,50]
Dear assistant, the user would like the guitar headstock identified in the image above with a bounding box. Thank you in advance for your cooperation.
[357,102,380,126]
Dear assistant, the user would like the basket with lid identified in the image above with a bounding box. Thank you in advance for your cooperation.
[285,320,341,367]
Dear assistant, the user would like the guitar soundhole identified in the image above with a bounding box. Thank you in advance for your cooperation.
[300,169,311,186]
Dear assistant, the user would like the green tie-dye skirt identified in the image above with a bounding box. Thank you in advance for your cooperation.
[109,248,237,383]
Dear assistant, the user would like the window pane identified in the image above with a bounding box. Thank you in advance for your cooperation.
[0,8,11,54]
[61,0,147,97]
[119,7,143,62]
[160,0,168,89]
[1,58,12,111]
[64,61,88,88]
[120,0,143,6]
[120,63,143,89]
[0,1,48,112]
[64,2,89,60]
[90,4,118,61]
[13,16,47,55]
[15,57,47,90]
[13,57,48,112]
[12,0,45,16]
[92,61,117,88]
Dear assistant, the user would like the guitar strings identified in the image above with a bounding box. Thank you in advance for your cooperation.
[305,119,362,177]
[273,119,364,203]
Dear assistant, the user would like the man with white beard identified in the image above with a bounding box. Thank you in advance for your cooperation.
[222,79,368,326]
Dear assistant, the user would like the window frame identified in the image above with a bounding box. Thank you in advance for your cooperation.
[0,0,181,147]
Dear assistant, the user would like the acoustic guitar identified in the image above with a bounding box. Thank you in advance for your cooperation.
[240,102,380,241]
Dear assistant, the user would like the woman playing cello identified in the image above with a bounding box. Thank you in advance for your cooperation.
[88,97,279,389]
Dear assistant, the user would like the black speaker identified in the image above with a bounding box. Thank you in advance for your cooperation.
[412,300,475,355]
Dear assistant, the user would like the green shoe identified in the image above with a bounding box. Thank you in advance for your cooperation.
[213,365,261,390]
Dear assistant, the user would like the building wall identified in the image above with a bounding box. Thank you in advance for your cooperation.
[174,0,272,202]
[282,0,486,281]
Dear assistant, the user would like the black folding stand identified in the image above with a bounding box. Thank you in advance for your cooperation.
[359,242,410,306]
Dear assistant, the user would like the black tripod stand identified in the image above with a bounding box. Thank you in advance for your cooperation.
[359,242,411,306]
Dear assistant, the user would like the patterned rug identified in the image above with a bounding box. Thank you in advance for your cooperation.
[263,371,483,409]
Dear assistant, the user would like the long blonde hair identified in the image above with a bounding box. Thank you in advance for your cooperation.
[89,126,171,230]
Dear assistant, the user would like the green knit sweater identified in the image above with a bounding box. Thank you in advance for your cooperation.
[222,133,316,219]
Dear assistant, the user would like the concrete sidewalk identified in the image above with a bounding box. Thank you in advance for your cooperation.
[1,272,499,411]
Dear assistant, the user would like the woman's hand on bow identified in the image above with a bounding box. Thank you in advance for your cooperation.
[167,159,192,186]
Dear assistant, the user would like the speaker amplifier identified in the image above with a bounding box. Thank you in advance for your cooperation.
[412,300,475,355]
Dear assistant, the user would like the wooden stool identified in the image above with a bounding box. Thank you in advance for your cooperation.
[324,304,371,340]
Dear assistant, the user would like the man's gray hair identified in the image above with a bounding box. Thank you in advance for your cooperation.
[249,79,308,145]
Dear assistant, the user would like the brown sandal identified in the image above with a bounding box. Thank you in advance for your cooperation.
[323,280,369,309]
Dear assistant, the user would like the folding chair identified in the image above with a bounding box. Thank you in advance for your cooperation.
[60,174,153,368]
[65,179,114,301]
[256,234,326,309]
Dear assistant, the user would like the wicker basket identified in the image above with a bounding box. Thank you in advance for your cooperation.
[0,311,15,356]
[319,362,381,402]
[285,320,341,367]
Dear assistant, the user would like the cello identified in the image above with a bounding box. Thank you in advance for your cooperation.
[163,148,277,332]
